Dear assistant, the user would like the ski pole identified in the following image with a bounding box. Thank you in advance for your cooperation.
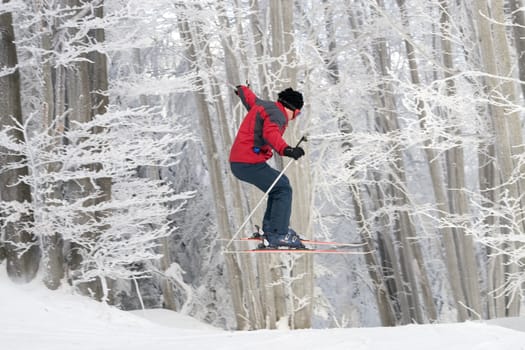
[226,135,307,248]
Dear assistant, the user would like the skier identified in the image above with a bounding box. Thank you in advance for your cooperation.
[229,84,305,248]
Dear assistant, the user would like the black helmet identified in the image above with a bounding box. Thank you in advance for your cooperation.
[278,88,304,110]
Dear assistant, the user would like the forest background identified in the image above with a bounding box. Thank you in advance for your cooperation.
[2,0,525,331]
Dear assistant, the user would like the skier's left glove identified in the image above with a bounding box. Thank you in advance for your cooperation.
[283,146,305,160]
[234,85,242,96]
[234,82,250,96]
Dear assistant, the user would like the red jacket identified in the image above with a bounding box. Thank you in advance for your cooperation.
[229,85,290,163]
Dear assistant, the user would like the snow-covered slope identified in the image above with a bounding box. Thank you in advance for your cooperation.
[1,277,525,350]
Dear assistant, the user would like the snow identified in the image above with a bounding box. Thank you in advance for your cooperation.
[2,277,525,350]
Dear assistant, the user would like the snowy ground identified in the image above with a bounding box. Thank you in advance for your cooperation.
[2,277,525,350]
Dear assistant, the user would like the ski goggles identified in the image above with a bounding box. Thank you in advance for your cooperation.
[280,99,301,118]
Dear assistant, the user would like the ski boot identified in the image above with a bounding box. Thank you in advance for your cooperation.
[287,228,303,241]
[265,230,305,249]
[251,226,270,248]
[251,225,264,239]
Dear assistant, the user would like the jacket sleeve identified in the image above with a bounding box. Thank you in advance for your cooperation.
[236,85,258,111]
[262,112,289,155]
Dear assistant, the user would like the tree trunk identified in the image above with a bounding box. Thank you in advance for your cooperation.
[350,183,397,325]
[31,0,65,291]
[176,15,249,330]
[346,5,397,326]
[479,142,505,318]
[249,0,270,98]
[436,0,482,318]
[208,5,268,327]
[349,0,437,324]
[492,0,525,317]
[65,57,102,298]
[473,0,523,316]
[509,0,525,99]
[0,4,40,281]
[270,0,313,329]
[47,0,113,301]
[88,0,113,302]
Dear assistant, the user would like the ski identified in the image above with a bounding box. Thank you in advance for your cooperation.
[223,247,372,255]
[220,237,366,247]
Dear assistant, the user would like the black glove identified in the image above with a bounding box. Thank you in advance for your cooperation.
[234,85,242,96]
[283,146,305,160]
[234,82,250,96]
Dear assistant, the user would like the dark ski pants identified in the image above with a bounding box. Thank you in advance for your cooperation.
[230,162,292,235]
